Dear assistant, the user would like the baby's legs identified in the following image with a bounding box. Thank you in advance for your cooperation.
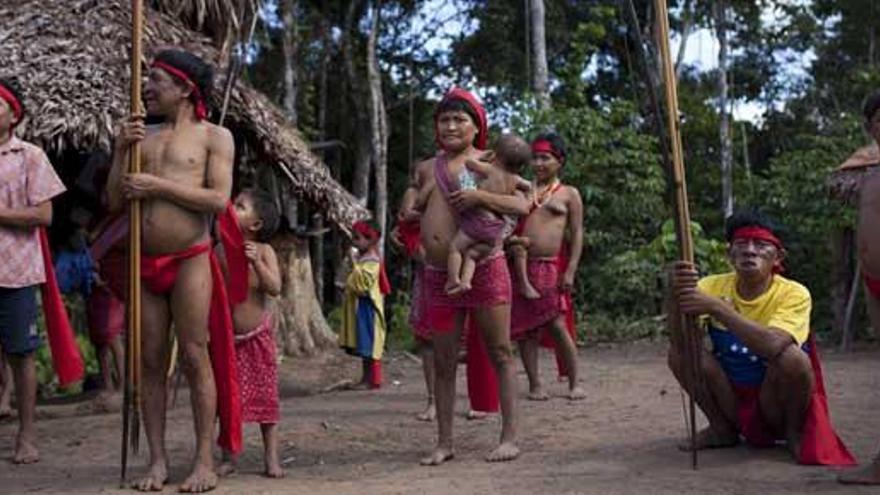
[458,242,495,292]
[508,241,540,299]
[446,230,478,294]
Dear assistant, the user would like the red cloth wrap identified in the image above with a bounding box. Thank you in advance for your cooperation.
[0,82,23,128]
[140,242,243,454]
[38,228,85,388]
[151,61,208,120]
[87,285,125,347]
[397,218,422,259]
[511,258,564,340]
[531,139,564,164]
[434,87,488,151]
[864,272,880,300]
[422,253,512,333]
[217,202,248,306]
[730,335,855,465]
[235,313,279,424]
[466,318,499,413]
[537,248,577,378]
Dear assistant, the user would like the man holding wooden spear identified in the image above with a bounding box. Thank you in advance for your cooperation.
[667,210,854,466]
[108,49,238,493]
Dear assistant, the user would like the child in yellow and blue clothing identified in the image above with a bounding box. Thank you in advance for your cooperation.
[340,221,390,389]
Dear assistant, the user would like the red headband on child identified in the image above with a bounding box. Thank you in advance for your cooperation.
[152,60,208,120]
[531,139,564,164]
[353,221,381,240]
[0,82,23,128]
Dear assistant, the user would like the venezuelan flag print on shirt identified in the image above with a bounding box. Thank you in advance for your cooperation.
[698,273,811,387]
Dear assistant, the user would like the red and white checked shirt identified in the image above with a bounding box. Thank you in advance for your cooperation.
[0,136,66,288]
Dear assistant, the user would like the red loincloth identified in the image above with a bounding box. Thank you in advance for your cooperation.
[537,248,577,378]
[86,285,125,347]
[511,258,564,340]
[864,272,880,300]
[141,242,243,455]
[235,313,280,424]
[38,228,85,388]
[408,266,432,342]
[731,335,855,465]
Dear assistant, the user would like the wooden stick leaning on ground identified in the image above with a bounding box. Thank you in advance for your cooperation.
[654,0,702,470]
[121,0,144,485]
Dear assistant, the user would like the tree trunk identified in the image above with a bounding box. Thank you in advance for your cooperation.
[530,0,550,109]
[714,0,733,219]
[282,0,299,125]
[343,0,373,204]
[272,232,337,356]
[831,228,855,344]
[367,1,389,250]
[675,0,693,79]
[312,12,331,306]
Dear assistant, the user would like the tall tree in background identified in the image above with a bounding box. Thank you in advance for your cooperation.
[283,0,300,125]
[530,0,551,109]
[343,0,373,204]
[714,0,733,219]
[367,1,390,248]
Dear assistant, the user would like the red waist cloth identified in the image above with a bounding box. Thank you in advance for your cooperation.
[235,313,279,424]
[732,335,855,466]
[38,228,84,388]
[141,242,243,455]
[397,218,422,259]
[864,272,880,300]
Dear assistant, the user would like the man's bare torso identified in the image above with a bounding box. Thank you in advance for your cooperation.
[521,185,574,258]
[140,123,215,255]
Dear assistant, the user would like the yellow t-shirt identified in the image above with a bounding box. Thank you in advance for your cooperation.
[698,272,811,346]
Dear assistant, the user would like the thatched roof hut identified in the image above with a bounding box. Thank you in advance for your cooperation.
[828,143,879,205]
[0,0,367,230]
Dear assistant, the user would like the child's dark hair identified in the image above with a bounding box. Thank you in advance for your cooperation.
[494,134,531,173]
[241,188,280,242]
[154,49,214,101]
[863,90,880,124]
[724,209,787,246]
[435,98,479,128]
[0,77,26,122]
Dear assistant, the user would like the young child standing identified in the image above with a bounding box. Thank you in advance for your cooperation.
[340,221,390,389]
[218,188,283,478]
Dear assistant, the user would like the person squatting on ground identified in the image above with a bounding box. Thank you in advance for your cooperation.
[667,210,854,467]
[508,133,585,401]
[340,220,390,390]
[0,77,72,465]
[217,188,284,478]
[416,87,530,466]
[108,49,240,493]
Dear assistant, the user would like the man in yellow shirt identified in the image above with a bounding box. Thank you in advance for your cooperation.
[668,211,854,465]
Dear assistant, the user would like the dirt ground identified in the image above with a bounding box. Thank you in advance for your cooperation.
[3,342,880,494]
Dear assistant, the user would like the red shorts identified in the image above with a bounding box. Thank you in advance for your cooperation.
[510,258,565,340]
[422,252,512,333]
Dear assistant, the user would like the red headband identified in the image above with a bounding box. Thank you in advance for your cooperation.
[151,61,208,120]
[353,221,380,240]
[531,139,563,164]
[0,82,23,129]
[434,87,488,151]
[731,226,783,250]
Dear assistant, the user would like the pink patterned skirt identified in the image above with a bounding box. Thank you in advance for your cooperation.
[235,313,280,424]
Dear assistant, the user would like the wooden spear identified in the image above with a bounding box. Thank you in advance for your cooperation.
[121,0,144,484]
[654,0,702,469]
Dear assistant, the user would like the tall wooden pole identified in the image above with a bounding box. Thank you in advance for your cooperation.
[122,0,144,484]
[654,0,701,469]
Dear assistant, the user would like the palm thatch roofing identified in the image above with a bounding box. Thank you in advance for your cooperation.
[828,143,879,205]
[0,0,367,230]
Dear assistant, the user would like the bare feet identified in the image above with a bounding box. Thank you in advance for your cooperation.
[444,280,462,296]
[527,387,550,401]
[264,459,285,479]
[465,410,490,421]
[485,442,520,462]
[132,463,167,492]
[12,435,39,464]
[420,447,454,466]
[415,403,436,422]
[567,386,587,401]
[520,282,541,300]
[677,427,739,452]
[839,461,880,485]
[216,461,236,477]
[179,463,218,493]
[348,381,371,391]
